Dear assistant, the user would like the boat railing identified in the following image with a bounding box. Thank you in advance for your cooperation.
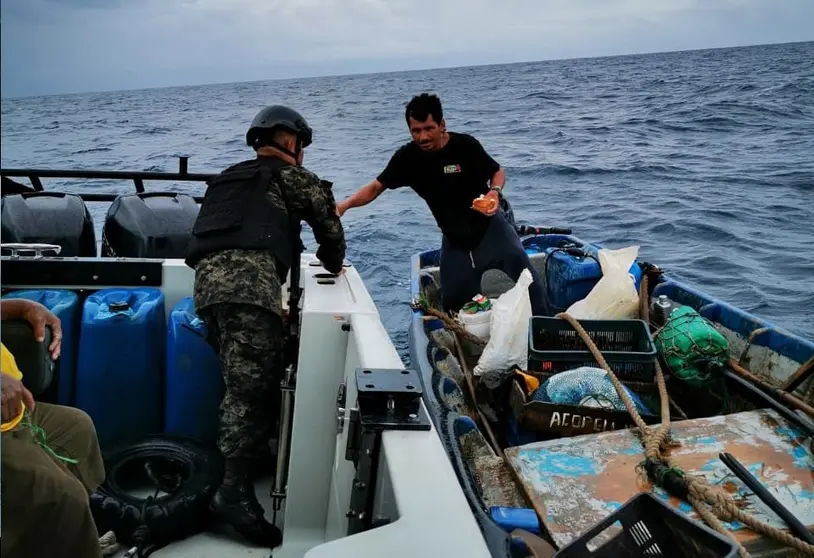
[3,159,575,246]
[1,155,211,202]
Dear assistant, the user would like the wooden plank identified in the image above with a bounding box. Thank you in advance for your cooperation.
[504,408,814,551]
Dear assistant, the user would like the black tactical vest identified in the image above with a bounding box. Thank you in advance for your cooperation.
[185,157,298,277]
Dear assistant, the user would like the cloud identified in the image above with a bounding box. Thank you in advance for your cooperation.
[2,0,812,97]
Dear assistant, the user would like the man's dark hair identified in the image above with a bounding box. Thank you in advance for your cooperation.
[405,93,443,125]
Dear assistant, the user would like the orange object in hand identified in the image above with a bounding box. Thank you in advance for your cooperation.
[471,194,498,214]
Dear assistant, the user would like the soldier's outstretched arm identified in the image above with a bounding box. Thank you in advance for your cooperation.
[281,167,347,274]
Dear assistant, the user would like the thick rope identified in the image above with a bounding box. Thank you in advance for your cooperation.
[688,480,814,554]
[687,492,750,558]
[554,307,814,557]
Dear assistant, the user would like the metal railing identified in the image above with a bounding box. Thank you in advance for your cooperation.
[1,156,212,202]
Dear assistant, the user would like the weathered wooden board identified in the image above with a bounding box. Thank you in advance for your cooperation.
[504,408,814,551]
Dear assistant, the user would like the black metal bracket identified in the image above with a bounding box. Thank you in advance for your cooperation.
[344,367,431,536]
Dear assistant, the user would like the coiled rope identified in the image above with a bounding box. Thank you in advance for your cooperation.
[555,274,814,558]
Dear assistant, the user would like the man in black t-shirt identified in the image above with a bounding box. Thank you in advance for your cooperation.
[336,93,546,316]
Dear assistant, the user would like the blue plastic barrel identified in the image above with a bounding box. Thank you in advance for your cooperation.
[75,287,165,449]
[165,297,224,446]
[1,289,81,406]
[543,241,643,313]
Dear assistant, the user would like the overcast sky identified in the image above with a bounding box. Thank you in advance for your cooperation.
[1,0,812,98]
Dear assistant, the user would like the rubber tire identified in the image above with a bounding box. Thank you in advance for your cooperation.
[90,434,224,550]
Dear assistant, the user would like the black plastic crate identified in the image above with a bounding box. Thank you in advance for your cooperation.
[528,316,657,381]
[553,492,737,557]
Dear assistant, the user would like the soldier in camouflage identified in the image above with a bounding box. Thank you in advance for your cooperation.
[185,105,346,548]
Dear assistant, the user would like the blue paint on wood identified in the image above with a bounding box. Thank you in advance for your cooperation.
[792,444,811,469]
[775,426,806,445]
[677,500,695,515]
[532,452,600,477]
[699,457,720,472]
[621,445,644,455]
[746,462,764,477]
[653,486,747,532]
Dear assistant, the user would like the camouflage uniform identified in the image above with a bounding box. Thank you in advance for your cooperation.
[193,164,346,460]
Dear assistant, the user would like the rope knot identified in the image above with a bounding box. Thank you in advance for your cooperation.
[710,498,734,521]
[707,485,734,510]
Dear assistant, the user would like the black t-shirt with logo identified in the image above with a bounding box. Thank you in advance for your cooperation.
[376,132,501,250]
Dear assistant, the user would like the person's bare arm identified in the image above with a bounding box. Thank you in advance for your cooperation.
[336,179,386,216]
[471,138,505,216]
[490,168,506,189]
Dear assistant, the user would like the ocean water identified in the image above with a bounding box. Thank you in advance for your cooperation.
[2,41,813,362]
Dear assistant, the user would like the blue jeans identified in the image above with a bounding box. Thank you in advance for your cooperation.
[439,210,547,316]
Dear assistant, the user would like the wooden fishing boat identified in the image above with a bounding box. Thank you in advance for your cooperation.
[408,203,814,558]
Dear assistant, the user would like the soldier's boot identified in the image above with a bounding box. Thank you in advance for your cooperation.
[210,458,283,548]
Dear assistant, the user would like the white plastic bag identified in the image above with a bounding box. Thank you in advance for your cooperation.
[473,269,533,376]
[566,245,640,320]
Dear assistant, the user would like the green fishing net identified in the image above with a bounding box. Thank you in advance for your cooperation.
[654,306,730,388]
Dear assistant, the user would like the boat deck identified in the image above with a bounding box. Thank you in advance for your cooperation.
[110,477,304,558]
[504,407,814,555]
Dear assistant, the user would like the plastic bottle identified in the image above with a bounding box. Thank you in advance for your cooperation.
[650,295,680,327]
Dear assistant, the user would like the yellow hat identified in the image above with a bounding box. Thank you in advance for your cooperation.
[1,343,26,432]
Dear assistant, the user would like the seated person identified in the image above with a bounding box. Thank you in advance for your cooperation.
[1,298,106,558]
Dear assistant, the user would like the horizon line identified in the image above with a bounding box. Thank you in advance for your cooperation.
[2,38,811,101]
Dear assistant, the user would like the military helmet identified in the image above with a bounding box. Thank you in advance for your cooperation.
[246,105,313,149]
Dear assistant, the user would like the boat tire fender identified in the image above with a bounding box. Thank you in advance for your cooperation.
[90,435,224,557]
